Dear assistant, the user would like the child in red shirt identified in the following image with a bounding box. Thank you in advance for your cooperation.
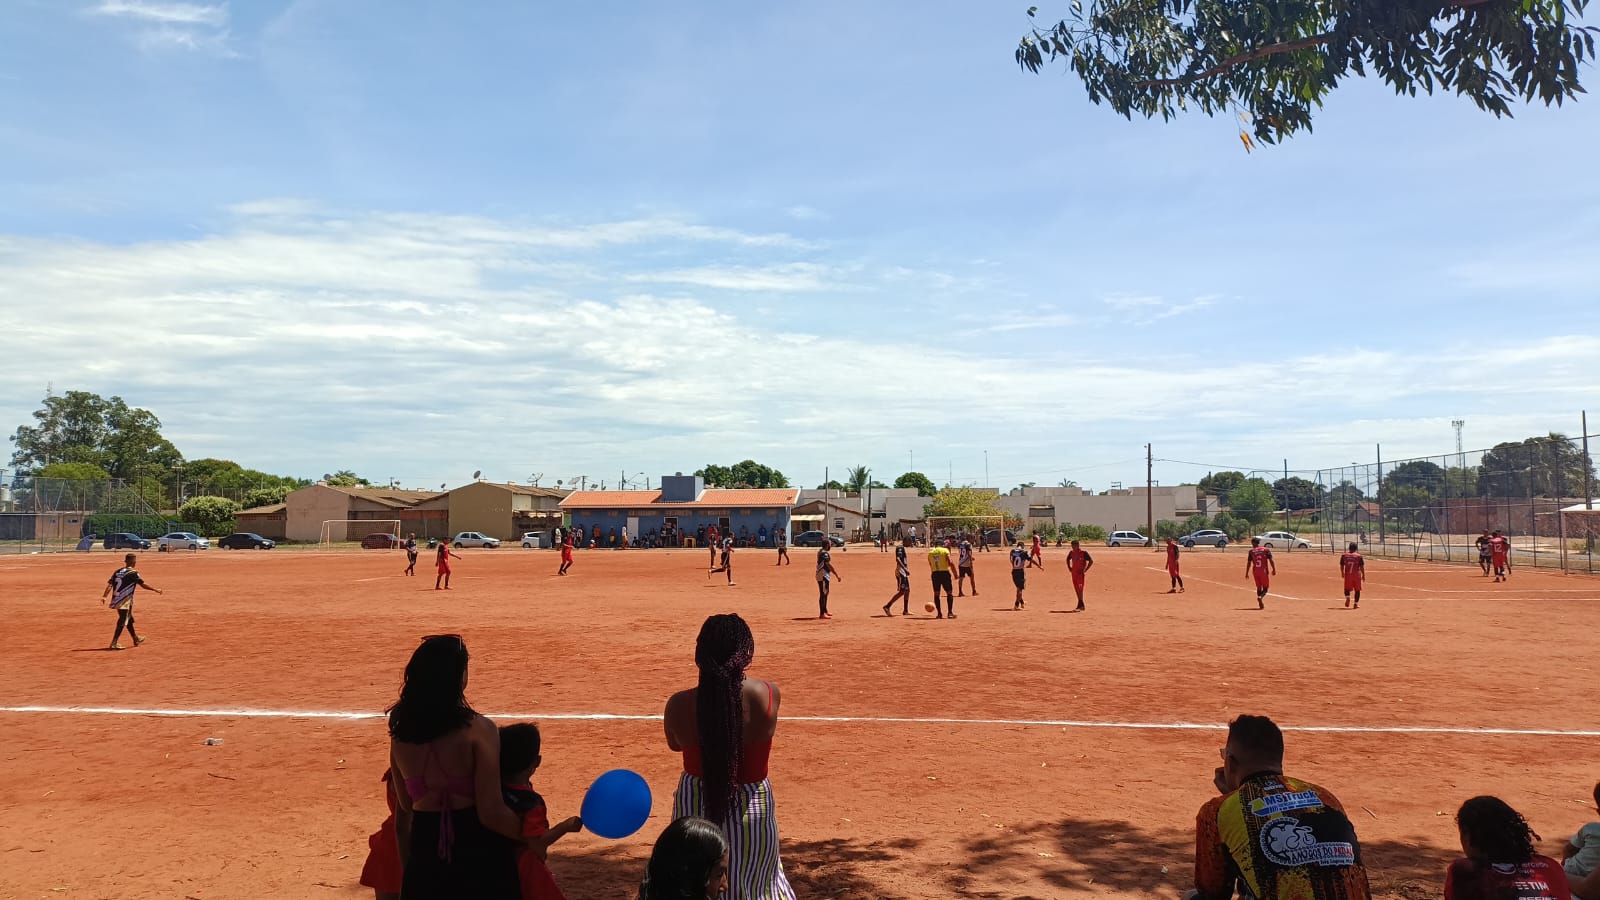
[358,770,402,900]
[500,723,583,900]
[1446,795,1571,900]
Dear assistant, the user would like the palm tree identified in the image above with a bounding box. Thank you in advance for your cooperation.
[845,465,870,495]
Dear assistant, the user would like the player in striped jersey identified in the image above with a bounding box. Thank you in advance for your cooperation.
[100,552,163,650]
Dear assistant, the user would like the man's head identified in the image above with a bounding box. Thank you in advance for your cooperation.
[124,552,137,566]
[1250,537,1261,547]
[1220,714,1284,790]
[1070,539,1080,549]
[1492,529,1502,537]
[1349,542,1359,553]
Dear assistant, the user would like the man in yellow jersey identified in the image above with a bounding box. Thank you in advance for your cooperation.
[928,538,956,618]
[1189,715,1371,900]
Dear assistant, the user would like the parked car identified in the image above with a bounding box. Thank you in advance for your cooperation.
[1105,530,1152,547]
[103,532,151,550]
[1178,529,1230,548]
[792,530,846,548]
[981,528,1021,546]
[361,532,401,549]
[452,531,501,549]
[1254,531,1312,549]
[218,532,275,550]
[158,531,210,551]
[520,532,542,549]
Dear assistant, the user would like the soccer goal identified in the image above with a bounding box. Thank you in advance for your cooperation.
[319,519,402,547]
[924,515,1009,548]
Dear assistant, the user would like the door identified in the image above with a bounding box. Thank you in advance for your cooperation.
[626,517,639,540]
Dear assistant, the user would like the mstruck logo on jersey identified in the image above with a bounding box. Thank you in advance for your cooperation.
[1258,817,1356,868]
[1249,790,1324,817]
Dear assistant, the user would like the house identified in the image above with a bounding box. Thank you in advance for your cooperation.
[790,498,868,539]
[412,481,570,544]
[282,484,446,542]
[559,474,799,547]
[234,502,288,541]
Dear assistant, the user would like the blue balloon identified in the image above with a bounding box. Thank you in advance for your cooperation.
[580,769,652,839]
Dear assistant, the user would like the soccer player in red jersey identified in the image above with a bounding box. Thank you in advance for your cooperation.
[1340,542,1365,609]
[1164,537,1184,593]
[1488,530,1512,582]
[557,533,574,576]
[1065,539,1093,611]
[435,541,462,590]
[1030,533,1044,568]
[1245,537,1276,609]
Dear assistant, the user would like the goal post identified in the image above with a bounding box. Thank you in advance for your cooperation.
[319,519,402,546]
[924,515,1009,547]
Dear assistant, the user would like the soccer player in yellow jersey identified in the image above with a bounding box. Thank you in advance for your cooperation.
[927,541,956,618]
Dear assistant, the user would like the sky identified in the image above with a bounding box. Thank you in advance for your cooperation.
[2,0,1598,493]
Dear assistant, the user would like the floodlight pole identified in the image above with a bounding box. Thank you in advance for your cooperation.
[1145,443,1153,541]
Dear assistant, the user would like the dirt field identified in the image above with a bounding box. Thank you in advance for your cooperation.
[2,543,1596,899]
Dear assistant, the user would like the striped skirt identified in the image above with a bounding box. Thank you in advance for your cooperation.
[672,772,797,900]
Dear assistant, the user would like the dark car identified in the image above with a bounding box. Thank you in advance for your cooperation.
[218,532,276,550]
[982,528,1021,546]
[103,532,151,550]
[360,532,401,549]
[792,530,845,548]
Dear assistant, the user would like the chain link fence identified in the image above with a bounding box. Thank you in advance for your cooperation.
[0,475,176,554]
[1314,432,1598,573]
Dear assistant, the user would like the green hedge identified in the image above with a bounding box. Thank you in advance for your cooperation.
[83,515,203,537]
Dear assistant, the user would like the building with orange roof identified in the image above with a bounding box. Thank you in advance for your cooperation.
[558,474,799,548]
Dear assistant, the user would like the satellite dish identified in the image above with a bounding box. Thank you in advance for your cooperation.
[473,469,482,480]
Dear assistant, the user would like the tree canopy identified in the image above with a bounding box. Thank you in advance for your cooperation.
[894,471,939,497]
[695,460,791,489]
[1272,476,1323,510]
[1017,0,1598,147]
[924,486,1009,524]
[1198,471,1246,496]
[1226,477,1277,525]
[1476,432,1595,497]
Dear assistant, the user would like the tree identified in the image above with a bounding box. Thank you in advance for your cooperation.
[36,461,112,481]
[844,465,871,494]
[1016,1,1597,147]
[867,480,889,489]
[816,480,847,492]
[178,495,241,537]
[1211,511,1250,541]
[1155,519,1184,540]
[694,464,733,487]
[894,471,938,497]
[1385,460,1445,496]
[923,486,1007,524]
[695,460,789,489]
[324,470,370,487]
[1443,465,1479,498]
[1180,513,1212,535]
[1326,480,1366,507]
[1476,433,1596,498]
[8,389,181,479]
[242,485,291,509]
[1272,476,1323,511]
[1197,471,1246,497]
[1226,477,1276,526]
[1015,481,1038,491]
[1058,479,1079,488]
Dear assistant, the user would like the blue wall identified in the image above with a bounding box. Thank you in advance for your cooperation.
[567,508,791,545]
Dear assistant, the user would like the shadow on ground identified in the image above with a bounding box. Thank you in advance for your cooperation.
[948,815,1454,900]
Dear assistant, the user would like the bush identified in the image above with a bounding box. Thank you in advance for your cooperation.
[1154,520,1183,540]
[1075,524,1107,542]
[177,495,241,537]
[85,514,167,537]
[1211,512,1250,541]
[1180,513,1212,535]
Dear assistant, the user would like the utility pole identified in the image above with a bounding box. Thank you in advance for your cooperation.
[1145,443,1153,540]
[984,450,989,489]
[1584,411,1593,556]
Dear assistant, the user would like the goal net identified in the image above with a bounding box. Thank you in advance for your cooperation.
[320,519,402,546]
[924,515,1009,548]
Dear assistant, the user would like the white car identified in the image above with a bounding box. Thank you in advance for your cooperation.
[451,531,501,549]
[1254,531,1311,549]
[1105,530,1151,547]
[158,531,209,551]
[519,532,542,549]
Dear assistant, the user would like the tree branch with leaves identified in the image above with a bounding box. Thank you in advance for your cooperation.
[1017,0,1597,147]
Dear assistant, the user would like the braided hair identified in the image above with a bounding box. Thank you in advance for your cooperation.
[693,613,755,823]
[1456,795,1541,864]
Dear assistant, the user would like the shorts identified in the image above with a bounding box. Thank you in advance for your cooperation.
[896,575,909,591]
[1253,574,1270,590]
[1343,576,1362,593]
[1011,569,1025,589]
[959,564,974,577]
[931,571,953,593]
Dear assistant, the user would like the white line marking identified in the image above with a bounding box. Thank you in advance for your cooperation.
[1143,568,1313,601]
[1,705,1595,737]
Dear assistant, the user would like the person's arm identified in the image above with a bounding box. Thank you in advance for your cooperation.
[1268,551,1276,576]
[1192,800,1235,900]
[1562,839,1580,861]
[138,580,163,594]
[663,693,683,751]
[470,718,525,841]
[1573,862,1600,900]
[525,816,584,860]
[830,562,841,581]
[1083,553,1094,574]
[390,750,413,873]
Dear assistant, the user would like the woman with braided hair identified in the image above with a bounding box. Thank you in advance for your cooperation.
[1446,795,1572,900]
[662,614,795,900]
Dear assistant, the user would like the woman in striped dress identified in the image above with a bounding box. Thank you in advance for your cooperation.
[662,614,796,900]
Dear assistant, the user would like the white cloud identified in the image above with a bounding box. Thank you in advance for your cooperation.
[0,206,1593,487]
[784,205,827,221]
[1103,293,1216,323]
[87,1,233,55]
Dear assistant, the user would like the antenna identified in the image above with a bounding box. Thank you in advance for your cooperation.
[529,472,543,486]
[1451,419,1465,454]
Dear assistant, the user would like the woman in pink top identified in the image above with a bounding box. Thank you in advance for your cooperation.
[663,614,795,900]
[388,634,523,899]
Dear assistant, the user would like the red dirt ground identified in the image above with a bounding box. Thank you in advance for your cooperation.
[1,544,1596,899]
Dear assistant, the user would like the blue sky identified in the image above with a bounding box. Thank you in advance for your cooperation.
[2,0,1597,492]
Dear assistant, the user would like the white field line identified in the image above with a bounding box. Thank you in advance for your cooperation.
[1142,567,1313,601]
[1,704,1596,737]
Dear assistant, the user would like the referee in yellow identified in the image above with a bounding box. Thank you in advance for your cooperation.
[928,539,956,618]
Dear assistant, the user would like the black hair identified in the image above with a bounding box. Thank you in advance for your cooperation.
[1593,781,1600,808]
[1226,714,1284,762]
[1457,795,1540,864]
[639,816,729,900]
[387,634,476,744]
[694,613,755,823]
[1349,542,1359,552]
[499,722,542,780]
[1250,537,1261,546]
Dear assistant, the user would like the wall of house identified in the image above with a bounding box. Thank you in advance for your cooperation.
[564,507,792,547]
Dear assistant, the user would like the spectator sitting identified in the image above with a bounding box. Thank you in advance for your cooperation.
[1563,783,1600,885]
[1447,795,1572,900]
[1187,714,1371,900]
[499,723,582,900]
[639,816,729,900]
